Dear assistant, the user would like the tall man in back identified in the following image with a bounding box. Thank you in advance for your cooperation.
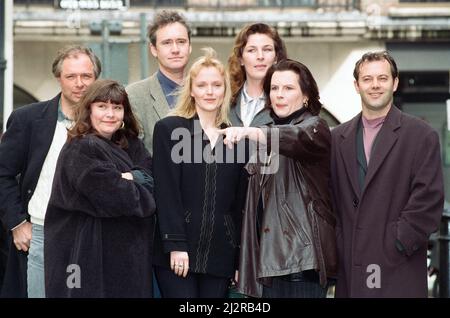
[0,45,101,297]
[331,51,444,297]
[126,10,192,297]
[126,10,192,155]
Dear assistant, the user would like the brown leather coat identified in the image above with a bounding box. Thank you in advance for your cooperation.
[237,111,338,297]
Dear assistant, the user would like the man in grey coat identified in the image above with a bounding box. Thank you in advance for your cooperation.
[330,51,444,297]
[126,10,192,155]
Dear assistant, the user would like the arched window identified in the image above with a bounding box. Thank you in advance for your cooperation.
[1,85,38,136]
[320,107,340,127]
[14,84,38,109]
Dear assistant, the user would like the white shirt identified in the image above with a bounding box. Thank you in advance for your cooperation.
[240,83,266,127]
[28,117,72,225]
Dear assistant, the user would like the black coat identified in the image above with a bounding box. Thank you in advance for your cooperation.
[152,116,247,278]
[44,134,156,298]
[0,94,61,298]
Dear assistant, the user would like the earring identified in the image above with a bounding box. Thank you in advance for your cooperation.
[303,101,308,108]
[121,121,125,129]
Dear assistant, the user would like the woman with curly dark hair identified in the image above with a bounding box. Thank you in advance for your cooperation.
[44,79,156,297]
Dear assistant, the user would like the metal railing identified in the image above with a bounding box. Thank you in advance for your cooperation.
[439,208,450,298]
[133,0,359,10]
[399,0,450,3]
[1,1,5,134]
[14,0,361,11]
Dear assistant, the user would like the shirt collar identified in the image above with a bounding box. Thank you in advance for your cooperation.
[362,115,386,129]
[242,82,265,104]
[157,70,179,92]
[57,98,72,123]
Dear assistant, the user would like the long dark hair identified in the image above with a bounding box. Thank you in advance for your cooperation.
[263,59,322,116]
[68,79,140,148]
[228,23,287,104]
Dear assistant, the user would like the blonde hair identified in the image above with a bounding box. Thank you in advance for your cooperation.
[169,47,231,127]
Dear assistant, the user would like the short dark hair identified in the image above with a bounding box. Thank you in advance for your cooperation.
[263,59,322,116]
[147,10,191,46]
[353,51,398,81]
[52,45,101,79]
[68,79,140,149]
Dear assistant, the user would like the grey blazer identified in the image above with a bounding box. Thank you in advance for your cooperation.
[126,73,170,154]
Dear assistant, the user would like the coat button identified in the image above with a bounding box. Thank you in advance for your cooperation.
[352,199,359,208]
[27,189,32,194]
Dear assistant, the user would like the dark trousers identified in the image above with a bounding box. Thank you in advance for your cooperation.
[0,240,27,298]
[152,270,162,298]
[154,266,229,298]
[262,270,328,298]
[0,223,8,289]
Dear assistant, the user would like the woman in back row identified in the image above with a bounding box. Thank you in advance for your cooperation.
[228,23,287,127]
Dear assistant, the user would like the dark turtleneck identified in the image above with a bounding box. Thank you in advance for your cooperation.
[271,107,307,125]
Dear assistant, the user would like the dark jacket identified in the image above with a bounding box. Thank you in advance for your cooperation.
[331,106,444,297]
[152,116,247,278]
[44,134,156,298]
[238,111,338,297]
[229,91,273,128]
[0,94,61,298]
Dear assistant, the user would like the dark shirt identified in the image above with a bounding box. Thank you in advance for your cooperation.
[157,70,179,108]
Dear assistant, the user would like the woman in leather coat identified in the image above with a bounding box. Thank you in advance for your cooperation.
[220,59,337,298]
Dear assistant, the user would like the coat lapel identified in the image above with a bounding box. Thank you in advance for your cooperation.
[361,106,401,197]
[149,74,170,119]
[338,114,361,198]
[230,94,243,125]
[28,95,60,180]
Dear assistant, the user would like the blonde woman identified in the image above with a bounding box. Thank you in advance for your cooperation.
[152,48,247,298]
